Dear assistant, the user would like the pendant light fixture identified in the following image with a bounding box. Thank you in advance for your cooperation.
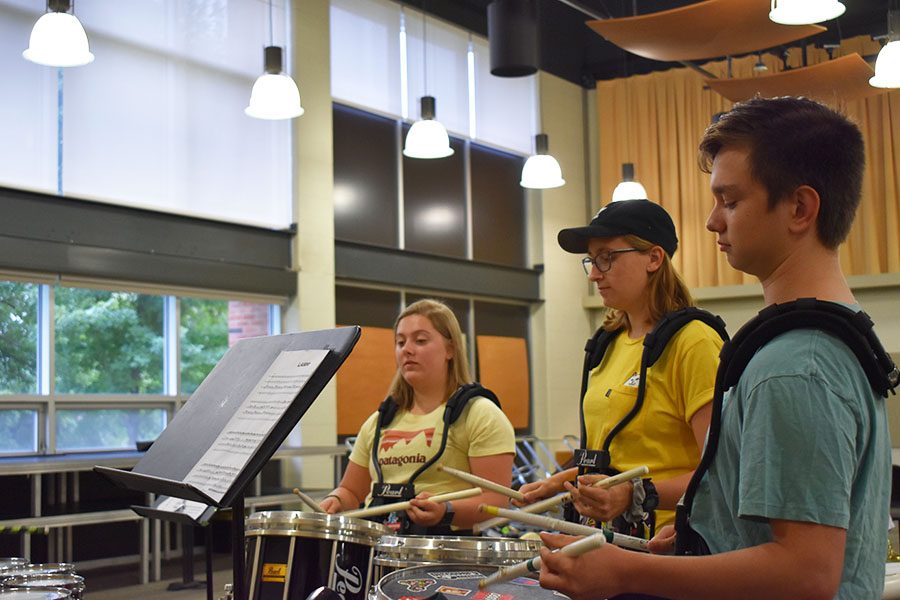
[769,0,845,25]
[403,8,454,159]
[870,10,900,89]
[23,0,94,67]
[245,0,304,120]
[520,134,565,189]
[611,163,648,202]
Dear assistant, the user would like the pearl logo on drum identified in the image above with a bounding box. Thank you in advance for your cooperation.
[333,561,364,599]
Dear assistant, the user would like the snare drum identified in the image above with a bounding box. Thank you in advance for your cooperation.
[0,562,25,572]
[0,575,84,600]
[374,564,567,600]
[0,589,70,599]
[373,536,542,581]
[245,510,388,600]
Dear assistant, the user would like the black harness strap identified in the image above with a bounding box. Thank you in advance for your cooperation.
[578,308,729,458]
[371,383,501,486]
[675,299,898,556]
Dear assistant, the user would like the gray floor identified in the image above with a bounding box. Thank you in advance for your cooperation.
[88,567,233,600]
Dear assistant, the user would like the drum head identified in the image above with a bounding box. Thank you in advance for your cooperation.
[0,561,26,571]
[375,564,567,600]
[246,511,388,547]
[0,566,75,582]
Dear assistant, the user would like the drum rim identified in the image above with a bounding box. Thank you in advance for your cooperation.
[1,573,84,589]
[0,586,72,599]
[0,565,76,580]
[376,534,541,550]
[246,510,388,546]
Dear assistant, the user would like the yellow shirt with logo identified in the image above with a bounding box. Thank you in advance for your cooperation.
[583,320,722,529]
[349,396,516,507]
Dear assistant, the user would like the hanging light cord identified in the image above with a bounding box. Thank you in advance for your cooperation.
[422,6,428,94]
[268,0,274,46]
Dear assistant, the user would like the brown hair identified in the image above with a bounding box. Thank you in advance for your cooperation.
[698,96,864,249]
[387,299,473,411]
[602,235,694,332]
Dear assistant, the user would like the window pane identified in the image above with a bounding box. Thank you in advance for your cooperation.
[0,1,292,229]
[181,299,273,394]
[471,144,527,268]
[0,280,38,394]
[333,104,399,247]
[330,0,402,116]
[0,409,38,454]
[403,130,467,258]
[55,287,164,394]
[56,408,167,452]
[180,298,227,395]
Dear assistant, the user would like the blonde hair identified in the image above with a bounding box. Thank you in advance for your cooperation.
[602,235,694,333]
[388,299,473,411]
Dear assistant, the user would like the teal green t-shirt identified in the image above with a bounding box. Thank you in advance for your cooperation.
[692,325,891,598]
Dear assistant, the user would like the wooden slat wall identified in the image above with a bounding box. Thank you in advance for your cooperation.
[476,335,530,429]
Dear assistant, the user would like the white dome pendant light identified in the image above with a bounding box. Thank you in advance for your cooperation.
[611,163,648,202]
[245,0,304,120]
[23,0,94,67]
[520,134,565,189]
[769,0,846,25]
[403,7,454,159]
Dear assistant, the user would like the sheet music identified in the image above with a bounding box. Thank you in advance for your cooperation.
[155,496,209,521]
[182,349,328,502]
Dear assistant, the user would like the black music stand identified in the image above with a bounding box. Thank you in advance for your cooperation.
[95,327,361,600]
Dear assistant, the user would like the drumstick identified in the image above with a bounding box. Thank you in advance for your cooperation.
[291,488,326,513]
[478,532,605,588]
[438,465,525,501]
[479,504,649,552]
[474,466,649,533]
[339,487,482,519]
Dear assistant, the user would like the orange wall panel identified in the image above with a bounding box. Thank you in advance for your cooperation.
[336,325,396,436]
[476,335,530,429]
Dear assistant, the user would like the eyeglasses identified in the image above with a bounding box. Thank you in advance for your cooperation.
[581,248,639,275]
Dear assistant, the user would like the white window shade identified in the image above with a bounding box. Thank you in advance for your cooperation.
[472,36,535,155]
[0,0,292,229]
[330,0,402,117]
[405,12,470,138]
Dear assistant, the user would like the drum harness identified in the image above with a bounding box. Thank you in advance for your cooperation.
[369,382,501,535]
[568,307,730,539]
[674,298,900,556]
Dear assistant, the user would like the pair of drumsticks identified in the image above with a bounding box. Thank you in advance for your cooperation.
[291,463,650,588]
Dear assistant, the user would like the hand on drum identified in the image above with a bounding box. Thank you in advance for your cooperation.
[319,496,342,514]
[406,492,449,526]
[564,475,631,522]
[538,531,625,600]
[513,478,563,507]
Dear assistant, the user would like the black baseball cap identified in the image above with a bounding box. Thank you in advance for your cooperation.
[557,199,678,256]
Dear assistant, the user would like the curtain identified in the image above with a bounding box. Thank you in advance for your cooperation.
[596,35,900,288]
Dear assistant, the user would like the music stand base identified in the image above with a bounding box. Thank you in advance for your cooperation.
[168,581,207,591]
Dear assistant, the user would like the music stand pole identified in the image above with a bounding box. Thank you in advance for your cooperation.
[231,493,245,600]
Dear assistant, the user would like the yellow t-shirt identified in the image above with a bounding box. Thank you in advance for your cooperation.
[349,396,516,506]
[583,320,722,529]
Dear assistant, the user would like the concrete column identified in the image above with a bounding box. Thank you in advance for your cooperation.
[283,0,337,489]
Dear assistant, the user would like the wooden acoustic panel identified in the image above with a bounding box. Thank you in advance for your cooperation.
[336,325,396,436]
[477,335,530,430]
[706,54,884,104]
[587,0,824,62]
